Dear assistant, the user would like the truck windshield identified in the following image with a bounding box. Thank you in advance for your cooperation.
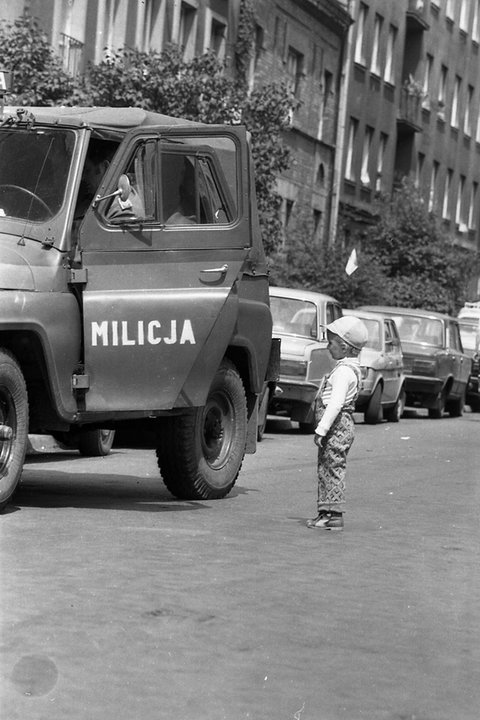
[0,128,75,222]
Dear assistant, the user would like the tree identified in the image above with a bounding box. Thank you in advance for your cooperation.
[366,178,478,314]
[269,218,389,307]
[0,15,71,105]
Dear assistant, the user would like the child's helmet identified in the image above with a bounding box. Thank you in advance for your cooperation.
[326,316,368,350]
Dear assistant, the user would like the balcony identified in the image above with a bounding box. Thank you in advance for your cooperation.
[406,0,429,32]
[397,85,423,136]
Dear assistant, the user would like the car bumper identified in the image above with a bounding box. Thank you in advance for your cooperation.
[404,374,444,397]
[269,378,318,422]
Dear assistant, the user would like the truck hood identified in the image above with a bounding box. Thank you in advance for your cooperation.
[0,243,35,290]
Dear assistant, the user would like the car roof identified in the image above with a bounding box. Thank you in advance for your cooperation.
[269,286,340,304]
[3,106,204,132]
[359,305,456,322]
[343,308,385,323]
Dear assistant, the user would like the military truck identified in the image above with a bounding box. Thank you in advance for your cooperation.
[0,106,275,510]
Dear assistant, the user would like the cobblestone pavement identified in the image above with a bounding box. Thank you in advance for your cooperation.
[1,410,479,720]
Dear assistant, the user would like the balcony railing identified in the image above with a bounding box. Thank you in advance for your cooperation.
[59,33,84,77]
[397,87,423,135]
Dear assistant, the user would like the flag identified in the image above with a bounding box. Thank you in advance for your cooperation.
[345,248,358,275]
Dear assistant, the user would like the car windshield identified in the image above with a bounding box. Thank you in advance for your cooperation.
[459,321,479,352]
[361,319,382,350]
[391,314,443,347]
[270,297,318,339]
[0,127,75,222]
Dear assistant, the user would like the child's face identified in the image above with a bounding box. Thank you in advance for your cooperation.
[327,331,349,359]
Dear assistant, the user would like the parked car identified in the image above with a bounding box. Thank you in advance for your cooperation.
[268,287,343,432]
[360,306,470,418]
[457,302,480,412]
[343,309,405,423]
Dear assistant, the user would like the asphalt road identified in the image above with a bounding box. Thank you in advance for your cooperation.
[1,409,480,720]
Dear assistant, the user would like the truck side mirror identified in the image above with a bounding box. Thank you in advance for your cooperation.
[93,174,131,207]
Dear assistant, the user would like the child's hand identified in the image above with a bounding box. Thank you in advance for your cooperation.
[314,433,324,448]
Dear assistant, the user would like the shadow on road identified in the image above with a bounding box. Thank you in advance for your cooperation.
[13,467,252,513]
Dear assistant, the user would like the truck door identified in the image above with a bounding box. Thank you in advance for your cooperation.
[76,128,251,413]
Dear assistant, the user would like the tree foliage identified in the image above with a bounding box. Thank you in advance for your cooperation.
[0,15,71,105]
[366,178,478,314]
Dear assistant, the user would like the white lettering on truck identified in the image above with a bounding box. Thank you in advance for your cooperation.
[91,320,196,347]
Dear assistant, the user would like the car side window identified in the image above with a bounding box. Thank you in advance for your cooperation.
[326,304,343,324]
[448,322,462,351]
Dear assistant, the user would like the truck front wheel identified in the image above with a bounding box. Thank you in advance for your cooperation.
[156,359,247,500]
[0,350,29,511]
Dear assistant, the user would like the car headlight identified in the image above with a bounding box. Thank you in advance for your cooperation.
[280,359,308,378]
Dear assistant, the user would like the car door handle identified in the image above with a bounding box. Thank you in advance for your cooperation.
[201,264,228,274]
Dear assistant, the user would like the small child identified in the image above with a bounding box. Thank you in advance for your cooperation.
[307,315,368,531]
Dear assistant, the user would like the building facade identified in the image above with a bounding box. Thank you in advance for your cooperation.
[340,0,480,296]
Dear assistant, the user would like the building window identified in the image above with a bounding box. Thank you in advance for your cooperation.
[286,48,304,97]
[443,169,453,220]
[313,209,323,242]
[422,54,433,110]
[247,24,264,91]
[428,161,439,212]
[469,182,478,229]
[345,118,358,182]
[473,0,480,42]
[451,76,461,128]
[59,33,84,76]
[178,1,198,60]
[446,0,455,20]
[318,70,333,139]
[464,85,474,136]
[384,25,397,85]
[376,133,387,192]
[371,14,383,76]
[361,126,374,186]
[415,152,425,189]
[354,3,368,66]
[281,198,294,231]
[204,9,227,60]
[438,65,448,120]
[142,0,166,52]
[456,175,466,227]
[459,0,469,32]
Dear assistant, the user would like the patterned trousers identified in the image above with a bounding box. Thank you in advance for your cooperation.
[316,408,355,513]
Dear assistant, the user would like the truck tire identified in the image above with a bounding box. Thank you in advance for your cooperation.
[78,429,116,457]
[156,359,247,500]
[0,350,29,511]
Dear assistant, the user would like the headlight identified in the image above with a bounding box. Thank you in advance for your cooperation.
[280,359,308,378]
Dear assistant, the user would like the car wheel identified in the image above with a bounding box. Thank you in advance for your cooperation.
[384,388,405,423]
[156,359,247,500]
[428,388,446,418]
[364,384,383,424]
[0,350,29,511]
[78,429,116,456]
[448,392,465,418]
